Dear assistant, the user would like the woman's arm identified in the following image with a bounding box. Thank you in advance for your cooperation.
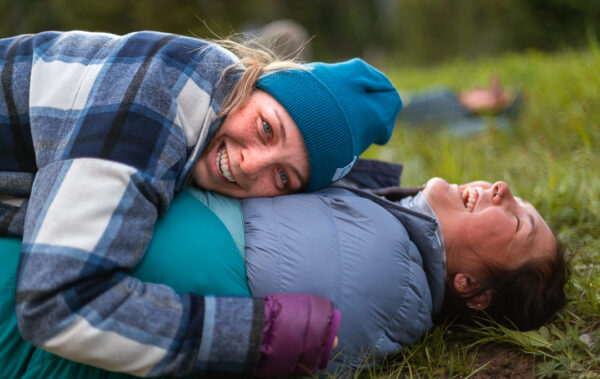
[16,158,338,376]
[16,158,263,376]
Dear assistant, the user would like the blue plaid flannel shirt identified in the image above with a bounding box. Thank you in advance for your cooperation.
[0,31,263,377]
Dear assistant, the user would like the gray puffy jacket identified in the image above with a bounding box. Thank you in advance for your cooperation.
[243,179,446,372]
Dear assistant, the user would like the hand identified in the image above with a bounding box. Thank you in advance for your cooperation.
[458,76,514,114]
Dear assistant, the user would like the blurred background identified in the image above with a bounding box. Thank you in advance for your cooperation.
[1,0,599,66]
[2,1,599,377]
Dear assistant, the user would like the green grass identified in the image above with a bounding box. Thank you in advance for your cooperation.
[359,47,600,378]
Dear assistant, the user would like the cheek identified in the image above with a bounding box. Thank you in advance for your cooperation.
[463,218,514,260]
[241,177,279,198]
[192,154,211,187]
[218,110,250,138]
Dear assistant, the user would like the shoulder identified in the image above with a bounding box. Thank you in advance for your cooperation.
[28,31,239,67]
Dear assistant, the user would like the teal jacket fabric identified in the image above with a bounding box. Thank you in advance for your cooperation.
[134,190,249,297]
[0,189,249,379]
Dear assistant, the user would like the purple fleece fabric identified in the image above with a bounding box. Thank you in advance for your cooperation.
[254,293,340,377]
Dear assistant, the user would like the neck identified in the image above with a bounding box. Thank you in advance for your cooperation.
[371,186,425,202]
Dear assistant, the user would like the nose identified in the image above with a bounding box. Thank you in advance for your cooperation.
[239,146,272,179]
[491,181,516,206]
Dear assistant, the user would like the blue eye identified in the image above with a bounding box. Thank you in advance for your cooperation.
[262,120,273,137]
[278,169,289,185]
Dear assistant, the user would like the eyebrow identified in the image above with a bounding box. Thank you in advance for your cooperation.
[274,109,287,141]
[517,197,538,240]
[527,213,536,239]
[274,109,309,189]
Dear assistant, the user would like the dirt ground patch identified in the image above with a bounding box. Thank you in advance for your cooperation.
[469,344,536,379]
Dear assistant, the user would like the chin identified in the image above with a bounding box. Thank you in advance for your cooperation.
[424,177,449,193]
[423,177,457,214]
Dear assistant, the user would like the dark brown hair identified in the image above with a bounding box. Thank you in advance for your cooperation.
[440,237,569,331]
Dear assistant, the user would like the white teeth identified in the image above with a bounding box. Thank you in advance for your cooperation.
[217,144,236,183]
[462,188,477,212]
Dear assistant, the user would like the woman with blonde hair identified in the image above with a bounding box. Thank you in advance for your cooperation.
[0,30,401,377]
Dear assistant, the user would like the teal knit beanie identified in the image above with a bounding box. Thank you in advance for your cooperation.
[257,58,402,192]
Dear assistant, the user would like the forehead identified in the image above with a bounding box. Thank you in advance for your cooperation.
[254,89,285,110]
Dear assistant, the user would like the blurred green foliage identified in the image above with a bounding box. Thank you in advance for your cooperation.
[1,0,599,65]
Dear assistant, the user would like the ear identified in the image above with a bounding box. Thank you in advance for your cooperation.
[453,273,492,310]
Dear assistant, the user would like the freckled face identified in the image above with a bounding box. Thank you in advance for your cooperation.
[192,90,310,198]
[422,178,555,276]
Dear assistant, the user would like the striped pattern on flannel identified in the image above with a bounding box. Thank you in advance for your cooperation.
[1,31,262,376]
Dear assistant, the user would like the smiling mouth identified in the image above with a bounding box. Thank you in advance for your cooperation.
[217,144,236,183]
[462,187,478,212]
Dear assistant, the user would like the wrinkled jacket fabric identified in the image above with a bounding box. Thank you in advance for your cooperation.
[244,160,446,372]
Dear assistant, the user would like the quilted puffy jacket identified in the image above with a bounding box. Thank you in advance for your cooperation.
[243,170,446,372]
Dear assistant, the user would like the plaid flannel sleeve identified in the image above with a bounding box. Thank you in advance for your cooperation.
[9,31,263,377]
[16,158,264,377]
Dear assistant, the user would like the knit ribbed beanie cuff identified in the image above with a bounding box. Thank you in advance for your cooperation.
[258,59,402,191]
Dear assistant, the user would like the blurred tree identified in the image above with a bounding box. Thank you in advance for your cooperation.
[393,0,600,64]
[1,0,599,65]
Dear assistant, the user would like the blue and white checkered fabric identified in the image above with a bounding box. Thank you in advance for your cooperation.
[1,31,262,377]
